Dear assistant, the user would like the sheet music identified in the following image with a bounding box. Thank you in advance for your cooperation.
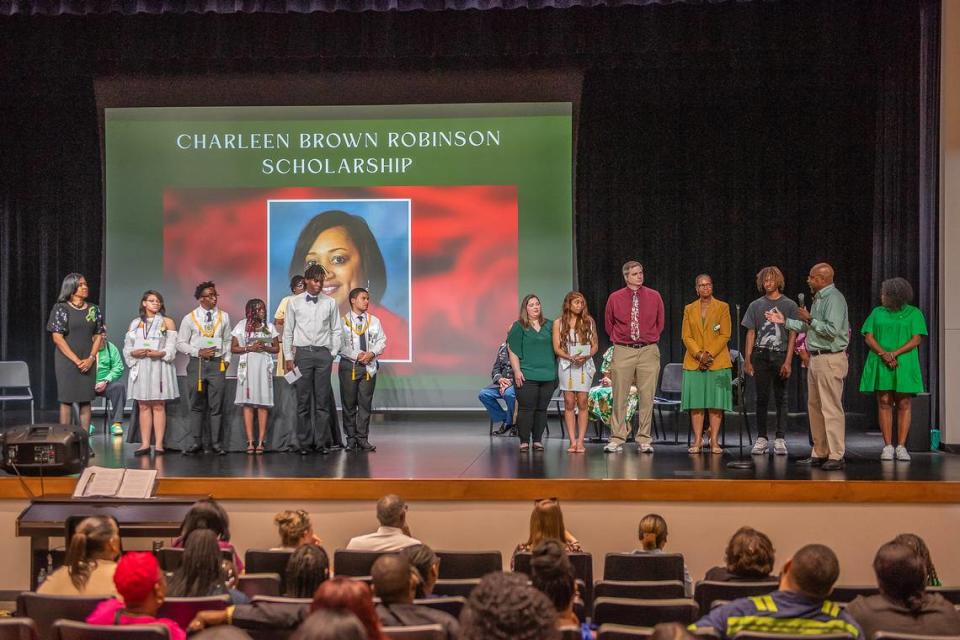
[116,469,157,499]
[74,466,125,497]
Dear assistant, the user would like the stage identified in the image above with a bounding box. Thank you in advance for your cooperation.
[2,413,959,503]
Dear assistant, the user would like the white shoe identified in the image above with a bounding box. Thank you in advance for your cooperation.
[603,442,623,453]
[773,438,788,455]
[751,437,769,455]
[895,445,911,461]
[880,445,895,461]
[639,443,654,453]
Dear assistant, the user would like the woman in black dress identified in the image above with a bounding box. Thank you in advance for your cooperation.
[47,273,105,433]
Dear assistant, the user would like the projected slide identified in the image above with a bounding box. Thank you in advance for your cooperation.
[105,104,573,408]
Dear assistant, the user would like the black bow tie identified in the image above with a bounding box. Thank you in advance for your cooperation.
[306,295,319,304]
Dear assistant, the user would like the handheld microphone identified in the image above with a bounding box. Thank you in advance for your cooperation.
[798,293,805,308]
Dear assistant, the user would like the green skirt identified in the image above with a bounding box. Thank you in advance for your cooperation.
[859,351,924,394]
[681,368,733,411]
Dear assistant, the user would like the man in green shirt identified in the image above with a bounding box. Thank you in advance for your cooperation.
[766,263,850,470]
[95,339,126,436]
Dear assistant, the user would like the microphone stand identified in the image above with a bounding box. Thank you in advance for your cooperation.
[727,303,755,470]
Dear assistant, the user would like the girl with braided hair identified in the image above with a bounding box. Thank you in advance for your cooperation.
[231,298,280,454]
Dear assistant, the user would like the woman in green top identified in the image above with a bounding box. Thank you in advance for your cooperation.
[859,277,928,462]
[507,294,557,451]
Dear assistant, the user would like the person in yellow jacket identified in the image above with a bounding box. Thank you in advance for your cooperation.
[681,274,732,453]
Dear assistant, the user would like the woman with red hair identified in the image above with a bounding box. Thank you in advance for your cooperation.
[310,577,385,640]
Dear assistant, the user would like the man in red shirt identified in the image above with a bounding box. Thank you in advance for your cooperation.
[603,261,665,452]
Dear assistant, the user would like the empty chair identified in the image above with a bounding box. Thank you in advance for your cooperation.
[237,573,282,599]
[928,587,960,605]
[604,553,686,582]
[244,549,295,591]
[16,593,106,640]
[156,594,230,629]
[731,633,856,640]
[414,596,466,619]
[334,549,390,577]
[0,361,35,424]
[432,578,480,598]
[874,634,960,640]
[383,625,446,640]
[598,625,655,640]
[829,585,881,602]
[434,550,502,579]
[514,551,595,609]
[596,580,686,600]
[0,618,39,640]
[50,621,168,640]
[156,547,232,573]
[593,597,700,627]
[694,580,780,615]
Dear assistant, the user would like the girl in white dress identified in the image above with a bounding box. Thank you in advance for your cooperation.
[123,290,179,456]
[231,299,280,454]
[552,291,598,453]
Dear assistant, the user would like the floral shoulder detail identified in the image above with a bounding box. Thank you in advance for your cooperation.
[87,304,106,335]
[46,303,69,334]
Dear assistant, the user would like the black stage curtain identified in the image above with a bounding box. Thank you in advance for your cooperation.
[0,1,939,422]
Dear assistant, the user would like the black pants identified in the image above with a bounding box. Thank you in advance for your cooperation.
[752,349,789,439]
[338,361,377,444]
[294,347,334,449]
[186,357,227,447]
[97,380,126,424]
[516,379,557,443]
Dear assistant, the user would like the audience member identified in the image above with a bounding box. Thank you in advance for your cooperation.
[346,495,421,551]
[405,544,441,599]
[309,578,386,640]
[691,544,862,639]
[39,516,120,597]
[704,526,777,582]
[633,513,692,596]
[292,610,369,640]
[459,571,560,640]
[285,543,330,598]
[274,509,323,549]
[167,529,248,604]
[371,554,459,640]
[174,497,244,572]
[87,551,186,640]
[94,337,127,436]
[192,628,254,640]
[513,500,582,566]
[530,540,591,639]
[892,532,942,586]
[846,541,960,640]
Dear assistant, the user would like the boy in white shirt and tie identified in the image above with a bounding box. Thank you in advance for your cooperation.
[339,288,386,451]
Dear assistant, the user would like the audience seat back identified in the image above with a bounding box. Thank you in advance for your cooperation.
[927,587,960,604]
[603,553,685,582]
[157,594,230,629]
[828,586,881,602]
[383,624,445,640]
[874,633,960,640]
[0,618,39,640]
[560,627,583,640]
[433,550,502,579]
[50,621,168,640]
[333,549,390,577]
[244,549,295,593]
[597,624,655,639]
[596,580,686,600]
[731,633,857,640]
[236,573,281,598]
[413,596,466,618]
[156,547,232,573]
[431,578,480,598]
[593,597,699,627]
[693,580,780,615]
[16,593,106,640]
[514,551,595,610]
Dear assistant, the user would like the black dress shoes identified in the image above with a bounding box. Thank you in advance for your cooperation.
[134,447,151,457]
[358,441,376,452]
[317,446,330,455]
[297,448,311,455]
[345,441,358,451]
[212,446,227,456]
[821,459,845,471]
[494,422,511,436]
[796,457,825,466]
[182,444,202,456]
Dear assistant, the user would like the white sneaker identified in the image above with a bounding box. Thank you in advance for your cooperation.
[895,445,911,461]
[603,442,623,453]
[639,443,655,453]
[751,437,769,455]
[880,445,895,461]
[773,438,788,455]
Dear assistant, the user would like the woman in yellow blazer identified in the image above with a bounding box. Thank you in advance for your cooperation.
[681,274,733,453]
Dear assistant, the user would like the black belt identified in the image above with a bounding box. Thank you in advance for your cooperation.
[809,349,844,357]
[296,345,330,352]
[615,342,653,349]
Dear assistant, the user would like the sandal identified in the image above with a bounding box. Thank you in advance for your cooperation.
[711,445,723,454]
[567,443,577,453]
[576,444,586,453]
[255,441,265,455]
[246,441,255,455]
[687,446,702,454]
[533,442,545,451]
[519,442,529,452]
[154,448,165,456]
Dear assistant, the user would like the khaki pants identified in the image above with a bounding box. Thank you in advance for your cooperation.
[807,351,848,460]
[610,344,660,445]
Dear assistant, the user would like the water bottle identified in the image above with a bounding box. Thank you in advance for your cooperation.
[36,567,48,587]
[152,540,164,556]
[931,428,941,451]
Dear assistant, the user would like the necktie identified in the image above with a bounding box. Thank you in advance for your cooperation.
[358,316,367,351]
[205,311,212,322]
[306,295,318,304]
[630,291,640,342]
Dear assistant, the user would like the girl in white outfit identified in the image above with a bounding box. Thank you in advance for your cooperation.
[231,298,280,454]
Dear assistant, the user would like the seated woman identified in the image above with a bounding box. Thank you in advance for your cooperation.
[704,526,776,582]
[284,544,330,598]
[587,346,639,428]
[39,516,121,597]
[847,541,960,640]
[168,529,248,604]
[87,551,186,640]
[174,497,244,573]
[530,539,591,640]
[405,544,440,599]
[274,509,323,550]
[292,610,368,640]
[512,500,582,568]
[633,513,692,597]
[893,532,942,586]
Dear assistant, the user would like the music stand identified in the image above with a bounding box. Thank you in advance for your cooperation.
[727,304,755,470]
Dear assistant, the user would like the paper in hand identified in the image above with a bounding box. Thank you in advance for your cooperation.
[284,366,303,385]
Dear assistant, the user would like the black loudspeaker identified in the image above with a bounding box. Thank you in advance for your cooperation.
[906,393,931,452]
[0,423,90,475]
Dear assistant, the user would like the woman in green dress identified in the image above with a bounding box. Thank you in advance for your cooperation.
[859,277,927,462]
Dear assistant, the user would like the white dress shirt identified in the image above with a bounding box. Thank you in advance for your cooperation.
[282,292,342,360]
[176,306,232,362]
[345,526,421,552]
[340,311,387,376]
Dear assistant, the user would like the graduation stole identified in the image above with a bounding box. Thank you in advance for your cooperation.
[343,313,372,381]
[192,309,225,390]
